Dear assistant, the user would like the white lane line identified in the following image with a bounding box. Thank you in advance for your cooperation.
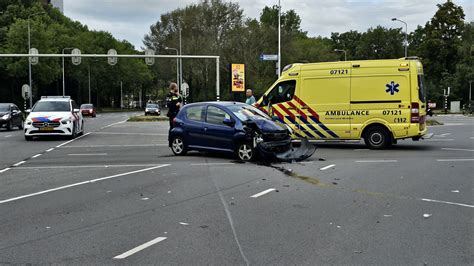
[436,158,474,162]
[93,132,168,136]
[190,163,235,166]
[441,148,474,152]
[435,133,452,137]
[420,198,474,208]
[67,153,108,156]
[31,154,42,159]
[46,148,54,152]
[13,164,162,170]
[250,188,276,198]
[0,168,11,173]
[13,161,25,167]
[424,139,454,142]
[113,236,167,259]
[4,135,12,138]
[355,160,398,163]
[99,120,126,130]
[59,144,168,148]
[0,164,170,204]
[320,164,336,171]
[56,132,91,148]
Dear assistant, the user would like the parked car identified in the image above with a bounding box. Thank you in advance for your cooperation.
[0,103,23,131]
[145,103,161,116]
[80,103,96,117]
[24,96,84,141]
[168,102,315,161]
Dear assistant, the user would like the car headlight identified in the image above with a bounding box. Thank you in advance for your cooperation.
[1,114,10,120]
[145,109,149,112]
[25,118,32,125]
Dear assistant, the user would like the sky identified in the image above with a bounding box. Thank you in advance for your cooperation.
[63,0,473,50]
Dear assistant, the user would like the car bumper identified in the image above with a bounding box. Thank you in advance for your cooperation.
[24,122,74,136]
[145,111,161,115]
[81,111,95,116]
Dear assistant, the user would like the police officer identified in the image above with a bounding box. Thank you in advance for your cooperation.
[166,83,183,130]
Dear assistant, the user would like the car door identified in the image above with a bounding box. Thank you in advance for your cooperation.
[203,105,235,151]
[10,105,20,127]
[182,105,205,147]
[13,105,22,126]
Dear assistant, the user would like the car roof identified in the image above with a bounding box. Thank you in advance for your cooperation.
[184,101,245,108]
[39,98,71,102]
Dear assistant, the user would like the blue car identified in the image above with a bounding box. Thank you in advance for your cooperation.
[168,102,315,161]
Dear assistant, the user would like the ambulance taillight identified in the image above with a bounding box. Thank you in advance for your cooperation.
[411,102,420,123]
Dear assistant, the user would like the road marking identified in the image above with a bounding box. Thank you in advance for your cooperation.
[4,135,12,138]
[113,236,167,259]
[0,168,10,173]
[13,161,25,167]
[435,133,452,137]
[56,132,91,148]
[320,164,336,171]
[441,148,474,152]
[436,159,474,162]
[420,198,474,208]
[31,154,42,158]
[355,160,398,163]
[190,163,235,166]
[424,139,454,142]
[93,132,168,136]
[59,144,168,148]
[99,120,127,130]
[67,153,108,156]
[250,188,276,198]
[0,164,170,204]
[13,164,163,170]
[46,148,54,152]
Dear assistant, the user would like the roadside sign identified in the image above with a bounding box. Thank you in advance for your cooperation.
[29,48,39,65]
[231,64,245,92]
[22,84,31,100]
[145,49,155,66]
[260,54,278,61]
[108,49,118,66]
[181,82,189,98]
[71,48,81,65]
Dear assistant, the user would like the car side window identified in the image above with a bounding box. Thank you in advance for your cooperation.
[206,106,230,126]
[71,101,79,110]
[263,80,296,106]
[185,106,204,122]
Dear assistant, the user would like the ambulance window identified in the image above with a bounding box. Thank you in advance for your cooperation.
[417,74,426,103]
[264,80,296,106]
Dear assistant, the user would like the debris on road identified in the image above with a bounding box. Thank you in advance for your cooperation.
[383,215,393,217]
[353,250,363,254]
[179,222,189,226]
[423,214,432,219]
[451,190,459,193]
[141,197,149,200]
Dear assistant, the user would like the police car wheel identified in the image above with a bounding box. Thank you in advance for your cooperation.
[171,137,187,156]
[236,142,255,161]
[25,136,33,141]
[364,126,391,149]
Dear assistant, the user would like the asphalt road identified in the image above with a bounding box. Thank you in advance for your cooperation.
[0,113,472,265]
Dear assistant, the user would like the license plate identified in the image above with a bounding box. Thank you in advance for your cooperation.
[39,127,54,131]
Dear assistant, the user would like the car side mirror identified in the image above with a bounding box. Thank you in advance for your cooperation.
[223,117,234,126]
[73,108,80,113]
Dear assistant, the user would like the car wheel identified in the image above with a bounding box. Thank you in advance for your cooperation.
[171,136,187,156]
[78,122,84,136]
[18,121,24,130]
[25,135,33,141]
[69,124,77,140]
[364,126,391,150]
[236,142,255,161]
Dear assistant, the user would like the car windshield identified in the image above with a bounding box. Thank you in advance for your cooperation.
[32,101,70,112]
[0,105,10,112]
[146,104,158,108]
[81,104,93,109]
[227,104,270,122]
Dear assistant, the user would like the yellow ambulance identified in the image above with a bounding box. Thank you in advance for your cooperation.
[256,57,429,149]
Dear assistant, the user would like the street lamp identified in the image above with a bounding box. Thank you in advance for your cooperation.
[391,18,408,58]
[62,47,74,96]
[27,11,45,108]
[334,49,347,61]
[165,47,179,89]
[277,0,281,78]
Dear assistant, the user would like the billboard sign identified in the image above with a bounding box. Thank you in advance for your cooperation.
[231,64,245,92]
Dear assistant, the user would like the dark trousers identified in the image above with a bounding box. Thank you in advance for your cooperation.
[169,115,176,130]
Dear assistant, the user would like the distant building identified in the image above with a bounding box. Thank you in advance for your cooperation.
[41,0,64,13]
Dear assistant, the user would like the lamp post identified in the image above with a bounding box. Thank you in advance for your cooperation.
[391,18,408,58]
[27,11,45,108]
[277,0,281,78]
[88,58,99,103]
[62,47,74,96]
[165,47,179,88]
[179,28,183,95]
[469,80,472,111]
[334,49,347,61]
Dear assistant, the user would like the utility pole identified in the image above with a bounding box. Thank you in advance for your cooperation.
[179,28,183,96]
[62,47,74,96]
[277,0,281,78]
[27,12,45,108]
[391,18,408,58]
[120,81,123,109]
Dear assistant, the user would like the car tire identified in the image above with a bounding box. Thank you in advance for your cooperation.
[18,120,24,130]
[235,142,255,161]
[78,122,84,136]
[69,124,77,140]
[364,126,391,150]
[171,136,187,156]
[25,135,33,141]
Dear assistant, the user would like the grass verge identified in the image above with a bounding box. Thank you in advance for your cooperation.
[127,115,168,122]
[426,119,443,126]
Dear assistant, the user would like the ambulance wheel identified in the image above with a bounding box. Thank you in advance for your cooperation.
[171,136,187,156]
[236,142,255,161]
[364,126,391,150]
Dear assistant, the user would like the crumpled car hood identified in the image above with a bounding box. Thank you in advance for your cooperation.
[274,138,316,162]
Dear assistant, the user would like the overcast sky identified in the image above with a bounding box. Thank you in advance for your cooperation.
[63,0,473,50]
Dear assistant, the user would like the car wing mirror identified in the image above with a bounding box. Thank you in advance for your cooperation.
[223,117,234,126]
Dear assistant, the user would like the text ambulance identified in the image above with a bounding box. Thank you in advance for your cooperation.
[256,57,429,149]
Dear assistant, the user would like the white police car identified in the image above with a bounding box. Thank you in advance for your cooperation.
[24,96,84,141]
